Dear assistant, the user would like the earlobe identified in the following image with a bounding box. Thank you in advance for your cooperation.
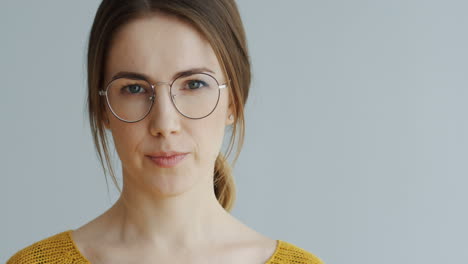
[102,109,111,130]
[106,122,111,130]
[103,115,111,130]
[226,113,234,126]
[103,120,110,130]
[226,101,235,126]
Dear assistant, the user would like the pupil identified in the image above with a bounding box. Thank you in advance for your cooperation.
[129,85,140,93]
[189,81,201,89]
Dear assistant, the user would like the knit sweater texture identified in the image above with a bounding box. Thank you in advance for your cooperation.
[6,230,324,264]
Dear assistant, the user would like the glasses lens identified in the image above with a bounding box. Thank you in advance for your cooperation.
[171,73,220,119]
[106,78,153,122]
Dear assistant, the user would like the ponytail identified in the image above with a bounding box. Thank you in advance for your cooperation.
[213,152,236,212]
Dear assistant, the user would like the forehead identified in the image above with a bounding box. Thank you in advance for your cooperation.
[105,13,223,83]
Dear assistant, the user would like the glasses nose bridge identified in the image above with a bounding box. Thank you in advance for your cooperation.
[150,81,174,96]
[149,80,176,106]
[153,81,171,88]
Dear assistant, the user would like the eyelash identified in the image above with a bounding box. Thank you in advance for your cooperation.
[122,79,208,94]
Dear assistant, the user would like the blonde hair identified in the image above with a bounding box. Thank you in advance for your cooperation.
[86,0,251,212]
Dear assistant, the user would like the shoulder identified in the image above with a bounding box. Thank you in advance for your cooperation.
[267,240,324,264]
[6,230,87,264]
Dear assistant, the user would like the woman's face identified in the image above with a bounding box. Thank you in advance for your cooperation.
[103,13,234,196]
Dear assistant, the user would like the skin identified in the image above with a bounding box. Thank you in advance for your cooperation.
[72,12,277,264]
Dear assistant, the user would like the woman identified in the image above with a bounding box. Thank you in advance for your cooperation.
[7,0,323,263]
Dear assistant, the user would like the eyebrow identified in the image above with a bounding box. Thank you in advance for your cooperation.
[110,67,216,83]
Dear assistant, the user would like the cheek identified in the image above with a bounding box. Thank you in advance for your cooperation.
[194,108,228,162]
[109,124,145,166]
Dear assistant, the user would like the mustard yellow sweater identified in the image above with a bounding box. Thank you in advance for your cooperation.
[6,230,324,264]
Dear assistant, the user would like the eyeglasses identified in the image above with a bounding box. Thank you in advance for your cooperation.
[99,72,230,123]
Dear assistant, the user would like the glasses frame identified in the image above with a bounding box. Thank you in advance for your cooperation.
[99,72,230,123]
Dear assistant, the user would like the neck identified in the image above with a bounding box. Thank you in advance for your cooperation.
[104,166,234,250]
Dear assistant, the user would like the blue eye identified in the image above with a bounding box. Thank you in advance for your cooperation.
[124,84,146,94]
[187,80,207,90]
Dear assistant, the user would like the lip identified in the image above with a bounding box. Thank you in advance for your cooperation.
[146,153,189,168]
[147,151,189,158]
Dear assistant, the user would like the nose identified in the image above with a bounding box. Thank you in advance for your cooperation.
[148,82,181,138]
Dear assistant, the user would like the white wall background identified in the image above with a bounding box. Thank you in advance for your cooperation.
[2,0,467,263]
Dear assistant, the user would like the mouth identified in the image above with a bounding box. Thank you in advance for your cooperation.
[146,153,189,168]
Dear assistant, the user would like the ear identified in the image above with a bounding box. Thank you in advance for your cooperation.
[103,118,111,130]
[102,111,111,130]
[225,103,235,126]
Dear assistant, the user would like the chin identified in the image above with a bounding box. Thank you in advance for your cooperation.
[139,168,201,198]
